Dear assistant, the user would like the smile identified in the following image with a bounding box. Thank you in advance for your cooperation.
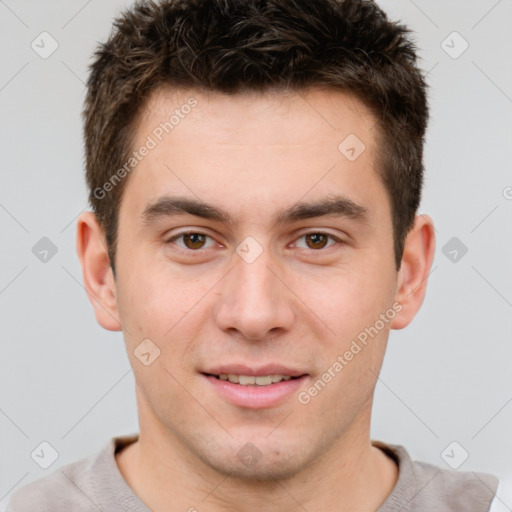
[206,373,299,385]
[201,371,309,408]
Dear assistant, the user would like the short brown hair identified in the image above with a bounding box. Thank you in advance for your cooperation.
[83,0,428,273]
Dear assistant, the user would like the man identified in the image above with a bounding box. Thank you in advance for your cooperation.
[8,0,500,510]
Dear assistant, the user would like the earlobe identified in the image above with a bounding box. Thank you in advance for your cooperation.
[391,215,436,330]
[76,211,122,331]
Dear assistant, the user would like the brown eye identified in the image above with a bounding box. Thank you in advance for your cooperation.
[182,233,207,249]
[294,232,340,251]
[305,233,329,249]
[167,232,216,251]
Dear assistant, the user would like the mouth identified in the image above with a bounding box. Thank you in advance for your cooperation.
[200,366,309,408]
[203,373,303,386]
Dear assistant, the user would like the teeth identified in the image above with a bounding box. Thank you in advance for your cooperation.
[217,374,295,385]
[238,375,256,385]
[255,375,272,385]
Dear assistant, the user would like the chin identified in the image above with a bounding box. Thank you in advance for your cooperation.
[196,437,310,482]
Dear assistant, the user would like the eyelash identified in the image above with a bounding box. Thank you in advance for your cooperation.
[166,231,342,252]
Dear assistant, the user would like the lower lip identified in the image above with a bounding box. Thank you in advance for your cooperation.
[203,374,308,409]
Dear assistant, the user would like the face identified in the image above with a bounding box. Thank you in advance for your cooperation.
[109,87,401,479]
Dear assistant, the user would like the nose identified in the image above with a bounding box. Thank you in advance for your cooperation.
[213,246,296,342]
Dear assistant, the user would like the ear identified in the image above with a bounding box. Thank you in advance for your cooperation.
[76,211,122,331]
[391,215,436,330]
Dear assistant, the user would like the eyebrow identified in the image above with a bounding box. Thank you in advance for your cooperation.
[141,194,369,228]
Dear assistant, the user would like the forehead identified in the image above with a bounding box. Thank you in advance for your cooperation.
[122,86,388,226]
[139,86,377,147]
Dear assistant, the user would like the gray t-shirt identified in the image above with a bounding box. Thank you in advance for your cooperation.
[7,435,498,511]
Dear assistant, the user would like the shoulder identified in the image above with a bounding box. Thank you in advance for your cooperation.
[6,439,116,512]
[412,458,498,508]
[374,440,499,512]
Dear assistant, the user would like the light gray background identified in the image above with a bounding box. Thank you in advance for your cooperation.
[1,0,511,508]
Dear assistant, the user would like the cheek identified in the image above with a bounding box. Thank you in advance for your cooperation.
[115,257,218,349]
[116,270,204,398]
[310,264,395,335]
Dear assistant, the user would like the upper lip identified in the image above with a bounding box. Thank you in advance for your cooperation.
[202,364,308,377]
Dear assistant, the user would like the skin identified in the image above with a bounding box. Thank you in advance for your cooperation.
[77,87,435,511]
